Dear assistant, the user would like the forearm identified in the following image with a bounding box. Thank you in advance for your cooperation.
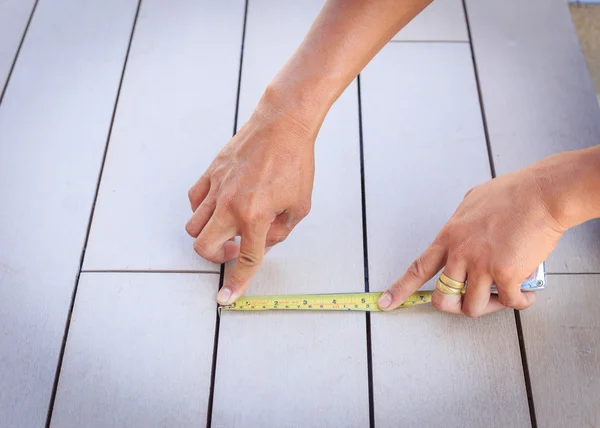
[535,145,600,228]
[259,0,432,129]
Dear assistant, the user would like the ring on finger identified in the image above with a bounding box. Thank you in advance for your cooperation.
[440,273,465,290]
[436,273,466,295]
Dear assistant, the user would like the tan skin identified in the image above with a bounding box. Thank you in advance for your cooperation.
[186,0,600,317]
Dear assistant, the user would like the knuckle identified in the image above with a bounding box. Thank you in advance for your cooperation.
[453,238,472,259]
[192,239,212,259]
[493,264,517,284]
[269,234,287,245]
[431,295,443,310]
[389,281,407,298]
[221,191,237,211]
[463,186,476,200]
[468,255,489,273]
[185,221,196,237]
[517,301,534,311]
[431,293,453,312]
[498,294,519,309]
[239,205,267,225]
[238,250,260,268]
[513,298,531,311]
[462,305,483,319]
[406,256,427,280]
[436,227,452,245]
[296,200,312,218]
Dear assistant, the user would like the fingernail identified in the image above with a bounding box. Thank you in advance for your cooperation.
[378,292,392,309]
[217,287,232,304]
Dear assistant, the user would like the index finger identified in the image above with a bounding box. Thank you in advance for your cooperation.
[378,242,446,310]
[217,222,270,305]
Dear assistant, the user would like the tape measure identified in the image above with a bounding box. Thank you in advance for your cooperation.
[219,290,433,312]
[220,264,546,313]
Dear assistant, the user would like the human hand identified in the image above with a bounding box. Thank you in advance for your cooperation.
[377,161,569,317]
[186,91,319,305]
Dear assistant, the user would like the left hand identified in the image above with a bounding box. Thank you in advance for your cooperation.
[377,162,567,318]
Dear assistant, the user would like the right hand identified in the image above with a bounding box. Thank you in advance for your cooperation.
[186,93,318,305]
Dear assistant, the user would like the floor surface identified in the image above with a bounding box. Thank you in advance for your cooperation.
[1,0,599,427]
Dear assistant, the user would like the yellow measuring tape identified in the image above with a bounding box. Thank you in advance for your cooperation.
[220,290,433,312]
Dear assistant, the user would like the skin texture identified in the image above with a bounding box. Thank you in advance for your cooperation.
[187,0,600,316]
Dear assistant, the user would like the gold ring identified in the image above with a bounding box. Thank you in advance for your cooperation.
[439,273,465,290]
[436,279,463,295]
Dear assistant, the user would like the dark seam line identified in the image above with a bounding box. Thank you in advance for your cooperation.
[462,1,535,426]
[231,0,249,138]
[514,310,537,427]
[81,269,221,274]
[388,39,468,44]
[546,272,599,276]
[357,74,375,428]
[206,1,249,426]
[462,0,495,179]
[0,0,39,107]
[206,264,225,428]
[44,1,143,426]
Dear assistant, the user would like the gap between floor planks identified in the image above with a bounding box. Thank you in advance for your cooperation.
[462,0,536,425]
[45,1,144,426]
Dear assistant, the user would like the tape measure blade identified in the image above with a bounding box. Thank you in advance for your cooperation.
[220,290,434,312]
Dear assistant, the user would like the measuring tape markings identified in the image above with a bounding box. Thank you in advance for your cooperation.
[220,291,434,312]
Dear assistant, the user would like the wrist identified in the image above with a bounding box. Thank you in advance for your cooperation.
[532,146,600,229]
[257,78,336,135]
[257,48,350,134]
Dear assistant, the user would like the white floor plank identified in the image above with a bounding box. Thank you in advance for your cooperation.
[466,0,600,273]
[0,0,36,95]
[521,274,600,427]
[0,0,138,425]
[361,43,530,427]
[393,0,468,42]
[82,0,245,273]
[212,2,369,426]
[50,273,218,428]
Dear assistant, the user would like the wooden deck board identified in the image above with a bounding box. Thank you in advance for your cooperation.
[393,0,468,41]
[211,2,369,426]
[361,43,531,427]
[82,0,245,273]
[0,0,596,426]
[521,275,600,427]
[51,273,219,427]
[0,0,137,425]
